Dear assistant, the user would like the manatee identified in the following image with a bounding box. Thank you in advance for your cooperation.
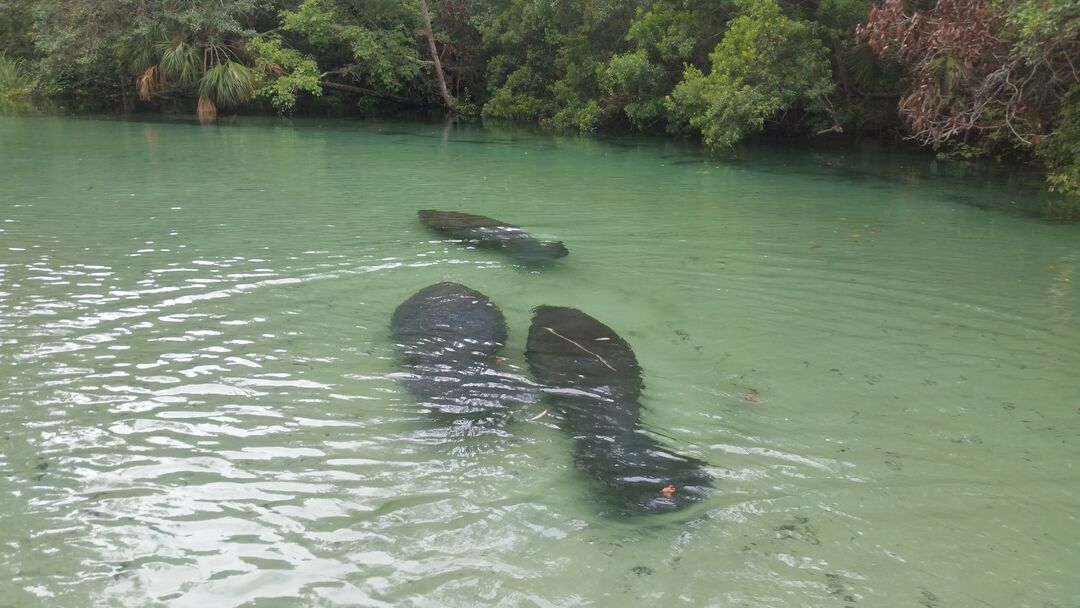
[526,305,711,513]
[418,210,568,264]
[391,282,535,421]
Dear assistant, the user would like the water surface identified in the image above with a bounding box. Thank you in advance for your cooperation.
[1,115,1078,607]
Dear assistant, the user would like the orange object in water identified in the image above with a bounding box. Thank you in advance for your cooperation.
[661,484,676,497]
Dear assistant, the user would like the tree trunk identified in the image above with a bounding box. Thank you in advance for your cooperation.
[319,80,423,106]
[418,0,454,111]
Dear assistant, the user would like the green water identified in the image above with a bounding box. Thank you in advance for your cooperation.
[1,115,1078,607]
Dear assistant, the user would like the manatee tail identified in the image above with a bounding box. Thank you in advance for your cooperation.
[567,419,712,514]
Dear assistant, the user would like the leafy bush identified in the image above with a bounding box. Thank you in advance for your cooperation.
[666,0,833,149]
[281,0,421,94]
[599,49,666,128]
[247,35,322,112]
[0,50,34,99]
[1039,86,1080,197]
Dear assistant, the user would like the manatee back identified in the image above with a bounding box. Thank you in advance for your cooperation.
[391,282,508,358]
[418,210,510,238]
[525,305,642,402]
[418,210,568,263]
[526,305,712,514]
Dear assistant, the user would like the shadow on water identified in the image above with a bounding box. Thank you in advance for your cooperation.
[669,136,1078,223]
[8,106,1073,222]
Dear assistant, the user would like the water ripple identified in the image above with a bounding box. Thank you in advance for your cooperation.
[1,116,1077,607]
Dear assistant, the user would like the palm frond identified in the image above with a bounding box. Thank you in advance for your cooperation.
[120,26,166,73]
[160,40,200,85]
[124,43,158,75]
[136,65,164,100]
[848,46,879,89]
[199,61,255,107]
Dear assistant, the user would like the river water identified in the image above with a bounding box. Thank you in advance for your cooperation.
[1,115,1077,607]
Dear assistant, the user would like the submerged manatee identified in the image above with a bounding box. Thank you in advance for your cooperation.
[391,282,535,421]
[526,305,711,513]
[418,210,569,264]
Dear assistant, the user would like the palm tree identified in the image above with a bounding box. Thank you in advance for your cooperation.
[125,30,255,122]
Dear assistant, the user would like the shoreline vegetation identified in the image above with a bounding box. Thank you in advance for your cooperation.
[1,0,1077,211]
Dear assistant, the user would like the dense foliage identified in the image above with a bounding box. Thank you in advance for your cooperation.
[0,0,1075,198]
[858,0,1080,195]
[666,0,834,148]
[0,51,32,99]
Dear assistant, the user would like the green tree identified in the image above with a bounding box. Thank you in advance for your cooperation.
[121,2,263,121]
[666,0,834,149]
[798,0,898,133]
[0,0,35,59]
[1037,86,1080,197]
[28,0,132,103]
[598,0,734,130]
[1010,0,1080,197]
[476,0,574,123]
[281,0,421,92]
[23,0,275,114]
[476,0,637,130]
[276,0,460,109]
[247,34,322,112]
